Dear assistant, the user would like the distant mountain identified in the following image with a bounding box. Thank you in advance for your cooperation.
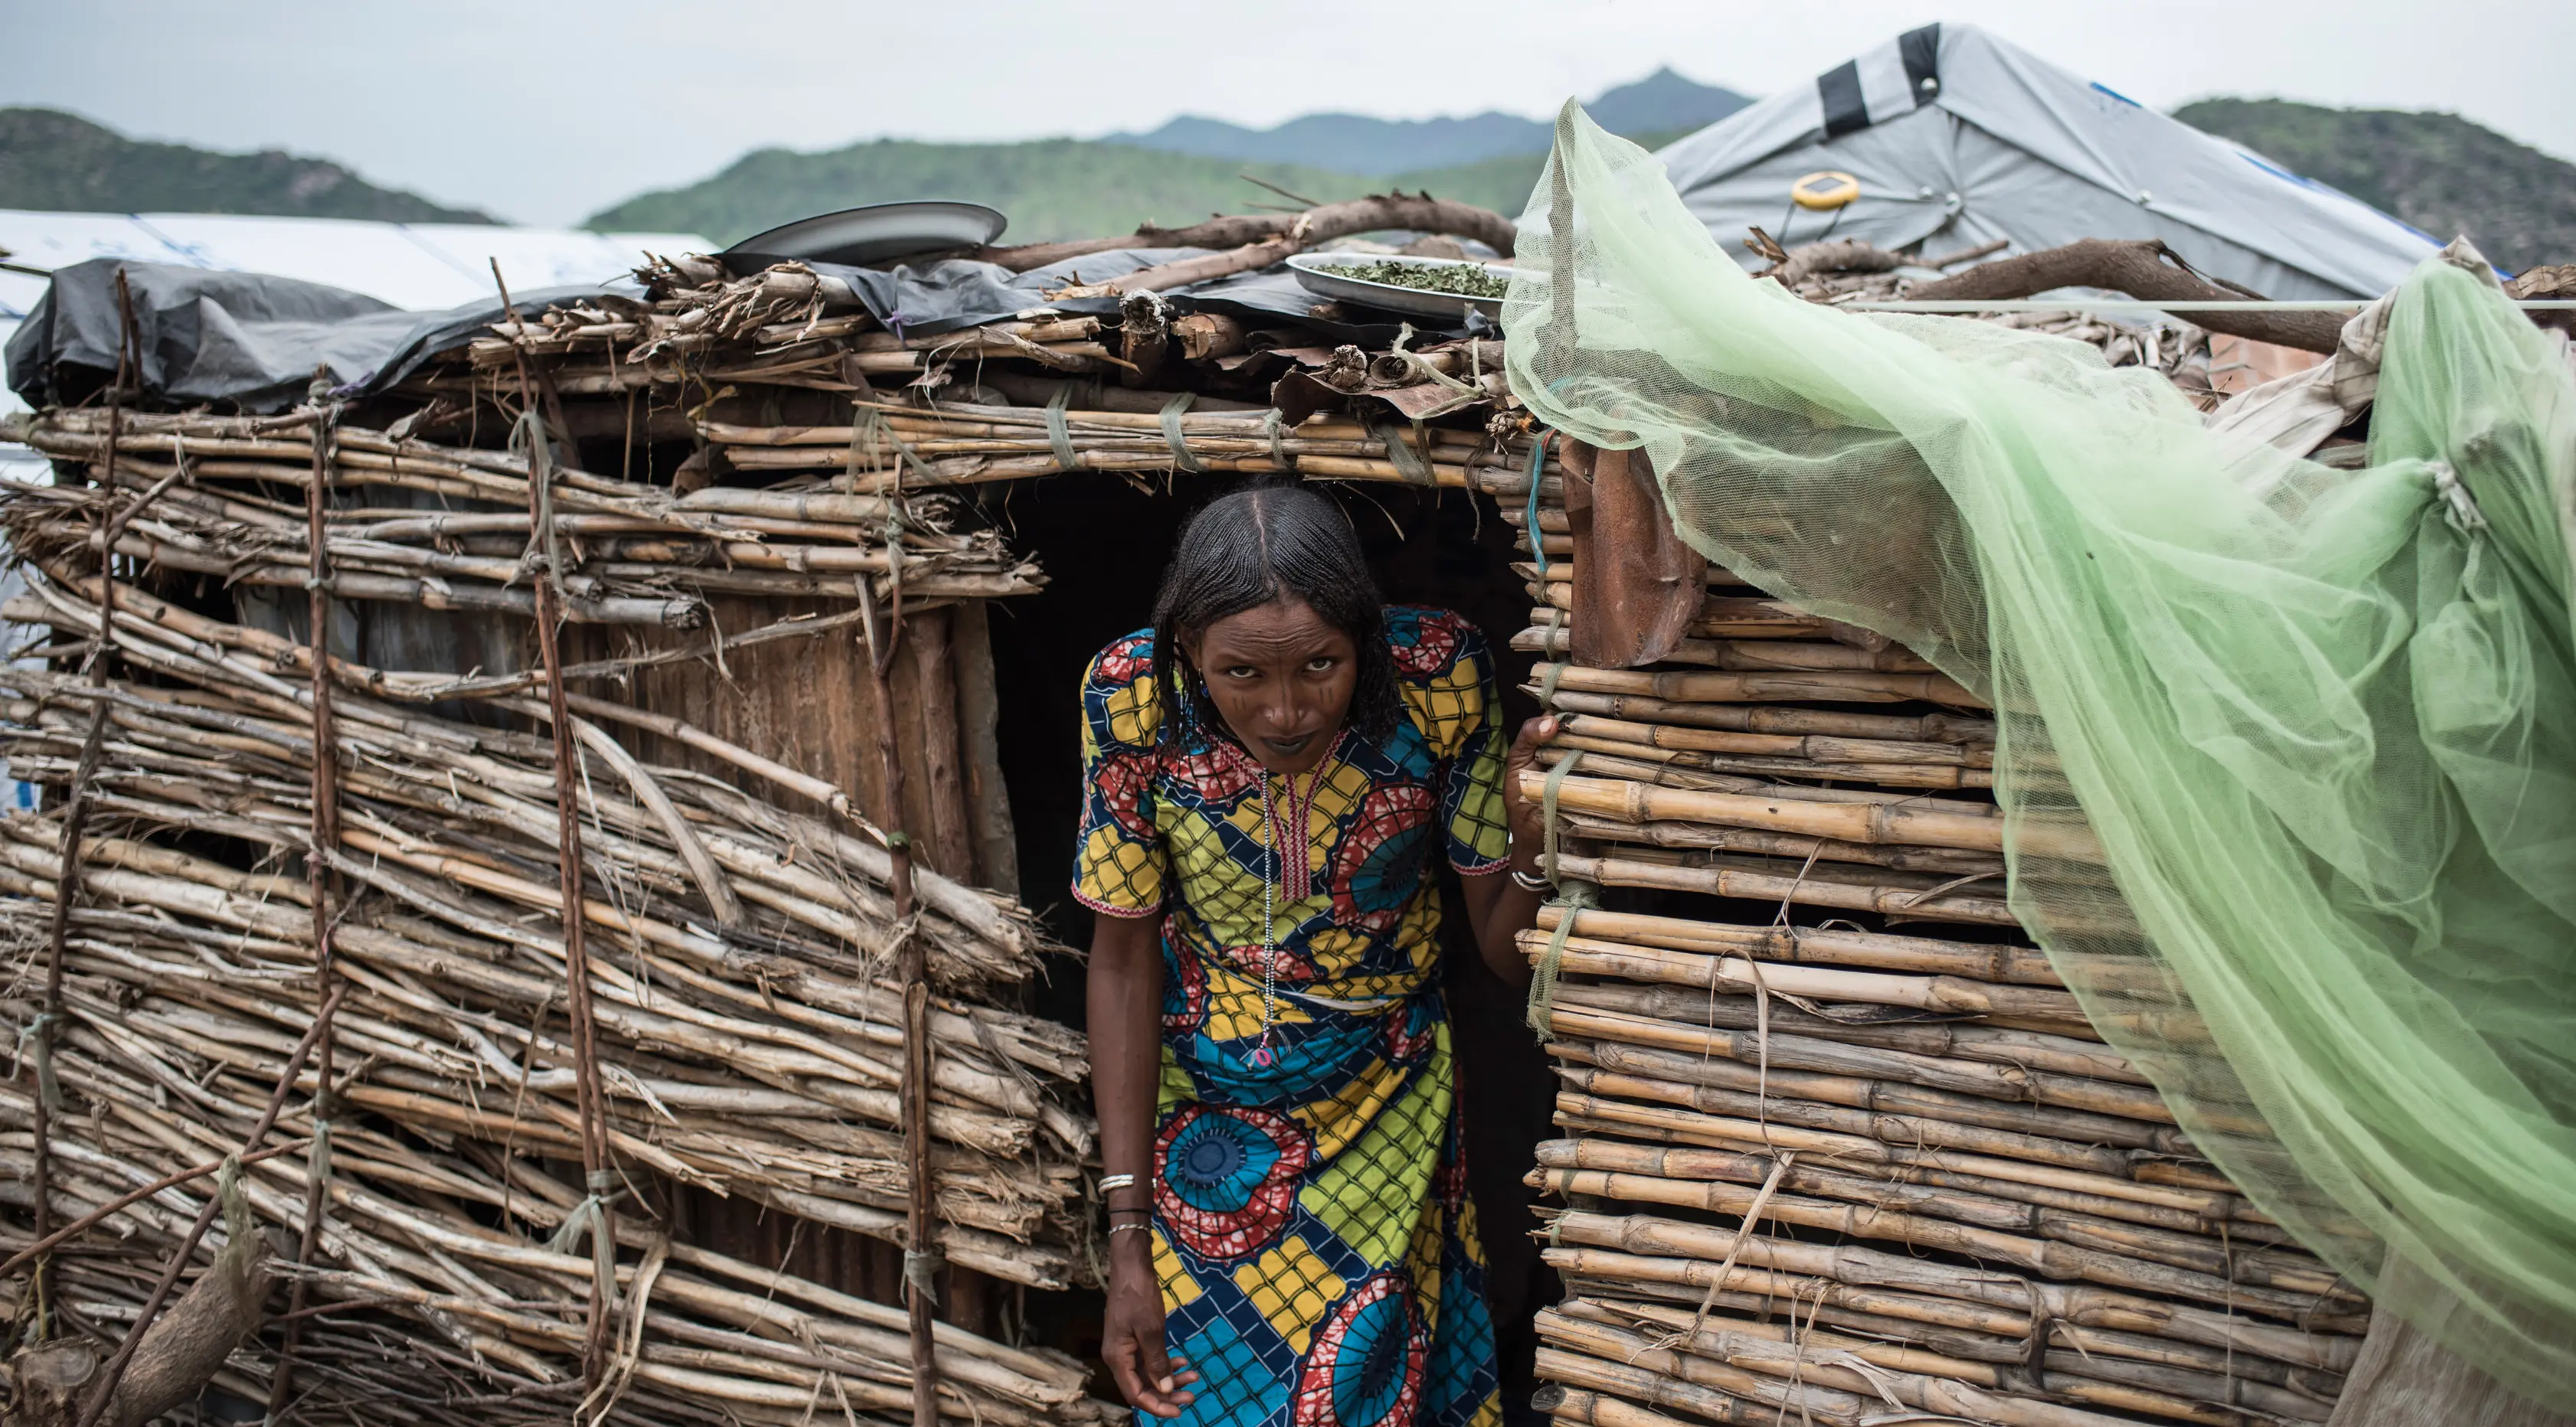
[586,139,1380,247]
[586,68,1753,248]
[2174,98,2576,273]
[0,108,495,224]
[1107,67,1748,173]
[1391,127,1705,220]
[1584,67,1754,136]
[1111,111,1545,175]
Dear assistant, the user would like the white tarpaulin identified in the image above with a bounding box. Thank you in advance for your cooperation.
[1656,23,2447,300]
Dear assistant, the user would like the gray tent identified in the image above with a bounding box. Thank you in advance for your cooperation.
[1657,23,2446,300]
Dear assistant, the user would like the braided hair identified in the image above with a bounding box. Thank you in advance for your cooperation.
[1150,482,1401,752]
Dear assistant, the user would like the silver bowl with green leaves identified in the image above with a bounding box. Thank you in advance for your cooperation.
[1286,253,1514,322]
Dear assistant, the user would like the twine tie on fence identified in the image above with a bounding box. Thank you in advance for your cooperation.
[1044,387,1080,473]
[882,421,933,488]
[1263,408,1293,473]
[1525,432,1554,576]
[18,1011,63,1112]
[306,1118,333,1194]
[848,408,886,485]
[548,1169,623,1308]
[904,1244,946,1308]
[508,408,565,597]
[1526,749,1597,1040]
[1158,392,1206,473]
[1367,416,1437,487]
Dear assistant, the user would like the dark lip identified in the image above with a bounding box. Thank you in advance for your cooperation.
[1261,733,1317,755]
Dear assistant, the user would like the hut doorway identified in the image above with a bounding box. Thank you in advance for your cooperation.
[983,474,1558,1422]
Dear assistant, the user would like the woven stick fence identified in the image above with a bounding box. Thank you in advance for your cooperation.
[1512,459,2367,1426]
[0,1012,1119,1426]
[0,410,1041,629]
[0,565,1093,1278]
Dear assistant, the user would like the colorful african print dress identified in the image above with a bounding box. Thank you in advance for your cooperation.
[1074,606,1509,1427]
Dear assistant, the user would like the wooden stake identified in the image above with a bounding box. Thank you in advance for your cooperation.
[861,497,940,1427]
[495,260,617,1389]
[30,267,145,1337]
[266,385,342,1418]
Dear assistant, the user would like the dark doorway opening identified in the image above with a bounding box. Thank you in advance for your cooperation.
[981,473,1558,1421]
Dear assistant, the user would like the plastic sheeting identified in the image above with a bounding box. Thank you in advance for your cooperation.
[5,242,1447,413]
[1508,105,2576,1406]
[1657,23,2448,299]
[3,259,621,412]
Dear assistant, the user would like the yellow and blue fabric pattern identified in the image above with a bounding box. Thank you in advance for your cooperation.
[1074,605,1506,1427]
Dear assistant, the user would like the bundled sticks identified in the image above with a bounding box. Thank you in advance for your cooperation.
[1513,464,2366,1425]
[0,410,1043,628]
[0,568,1097,1295]
[0,1013,1120,1425]
[694,403,1561,496]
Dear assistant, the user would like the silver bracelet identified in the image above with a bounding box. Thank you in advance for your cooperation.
[1511,869,1551,893]
[1098,1173,1137,1193]
[1108,1221,1153,1236]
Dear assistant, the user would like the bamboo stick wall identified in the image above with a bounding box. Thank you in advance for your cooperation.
[1508,459,2370,1427]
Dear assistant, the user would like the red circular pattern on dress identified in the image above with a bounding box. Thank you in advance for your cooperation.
[1290,1273,1427,1427]
[1387,612,1461,678]
[1166,736,1260,804]
[1382,1000,1435,1065]
[1327,783,1437,937]
[1152,1105,1313,1261]
[1212,935,1319,985]
[1090,748,1159,839]
[1093,635,1154,686]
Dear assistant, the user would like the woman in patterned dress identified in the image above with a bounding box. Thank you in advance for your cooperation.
[1077,485,1558,1427]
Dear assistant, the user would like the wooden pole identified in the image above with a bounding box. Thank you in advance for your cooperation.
[31,267,142,1336]
[862,496,940,1427]
[266,386,341,1418]
[495,260,617,1388]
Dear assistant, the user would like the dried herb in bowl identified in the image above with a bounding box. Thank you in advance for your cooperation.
[1327,260,1511,299]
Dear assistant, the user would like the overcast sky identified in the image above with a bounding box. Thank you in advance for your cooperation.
[9,0,2572,227]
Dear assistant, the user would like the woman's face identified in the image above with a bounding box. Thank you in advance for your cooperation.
[1185,597,1358,776]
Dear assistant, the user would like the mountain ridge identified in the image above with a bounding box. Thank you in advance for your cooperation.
[0,107,495,224]
[2175,97,2574,272]
[1105,68,1750,173]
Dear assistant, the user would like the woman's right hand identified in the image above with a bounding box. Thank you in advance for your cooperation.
[1102,1231,1197,1416]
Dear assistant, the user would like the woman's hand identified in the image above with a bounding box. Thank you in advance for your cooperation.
[1101,1230,1197,1417]
[1456,715,1563,988]
[1501,714,1563,859]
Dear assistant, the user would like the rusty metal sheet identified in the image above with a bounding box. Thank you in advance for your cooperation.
[1567,440,1708,668]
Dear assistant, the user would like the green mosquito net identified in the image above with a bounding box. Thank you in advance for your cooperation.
[1505,103,2576,1401]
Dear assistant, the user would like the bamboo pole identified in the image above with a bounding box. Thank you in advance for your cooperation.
[1551,850,2020,926]
[1541,1211,2369,1346]
[1515,928,2080,1020]
[1531,906,2060,985]
[1545,1040,2202,1156]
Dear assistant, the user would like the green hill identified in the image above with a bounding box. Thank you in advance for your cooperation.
[0,108,495,224]
[587,139,1383,248]
[2174,98,2576,273]
[586,125,1705,249]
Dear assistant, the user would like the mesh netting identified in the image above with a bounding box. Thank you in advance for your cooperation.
[1504,103,2576,1402]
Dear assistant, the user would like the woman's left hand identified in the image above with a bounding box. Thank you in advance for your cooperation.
[1501,715,1562,865]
